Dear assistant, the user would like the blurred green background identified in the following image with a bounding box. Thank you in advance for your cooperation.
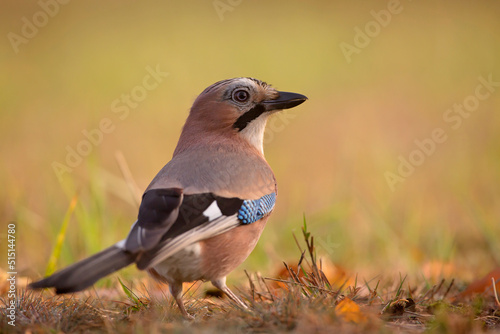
[1,0,499,286]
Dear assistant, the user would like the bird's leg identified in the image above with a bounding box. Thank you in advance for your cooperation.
[169,281,194,319]
[211,277,248,309]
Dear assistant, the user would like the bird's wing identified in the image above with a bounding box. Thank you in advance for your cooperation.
[124,188,184,252]
[123,188,276,270]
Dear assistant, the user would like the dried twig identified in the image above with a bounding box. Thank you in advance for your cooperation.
[258,272,275,302]
[443,279,455,300]
[244,270,256,302]
[264,277,336,295]
[492,277,500,308]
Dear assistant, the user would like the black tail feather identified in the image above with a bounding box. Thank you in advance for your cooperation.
[29,245,136,294]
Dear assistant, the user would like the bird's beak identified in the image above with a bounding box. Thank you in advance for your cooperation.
[262,91,308,111]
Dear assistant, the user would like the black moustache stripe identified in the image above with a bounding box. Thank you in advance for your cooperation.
[233,104,266,131]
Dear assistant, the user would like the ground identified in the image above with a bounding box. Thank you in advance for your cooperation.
[2,227,499,333]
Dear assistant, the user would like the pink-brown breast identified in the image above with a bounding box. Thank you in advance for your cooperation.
[199,216,269,280]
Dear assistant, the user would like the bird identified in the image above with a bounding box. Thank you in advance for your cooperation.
[29,77,307,318]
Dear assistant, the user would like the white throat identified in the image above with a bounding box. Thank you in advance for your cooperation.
[238,114,269,155]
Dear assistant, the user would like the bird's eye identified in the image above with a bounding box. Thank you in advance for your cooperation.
[232,89,250,103]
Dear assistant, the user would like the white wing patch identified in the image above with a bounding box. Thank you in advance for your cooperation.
[115,239,126,249]
[203,201,223,221]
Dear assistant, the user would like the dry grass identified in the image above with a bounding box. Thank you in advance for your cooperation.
[2,225,499,333]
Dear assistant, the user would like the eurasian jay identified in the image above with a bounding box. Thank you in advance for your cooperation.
[29,77,307,317]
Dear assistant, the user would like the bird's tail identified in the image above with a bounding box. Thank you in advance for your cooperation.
[29,244,136,294]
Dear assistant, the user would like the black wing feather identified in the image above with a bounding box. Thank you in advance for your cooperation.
[125,188,183,252]
[164,193,243,240]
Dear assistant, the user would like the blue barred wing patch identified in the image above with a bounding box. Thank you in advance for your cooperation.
[237,193,276,224]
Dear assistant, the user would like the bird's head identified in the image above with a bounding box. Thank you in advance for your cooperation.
[178,77,307,155]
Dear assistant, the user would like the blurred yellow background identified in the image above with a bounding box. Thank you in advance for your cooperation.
[1,0,499,286]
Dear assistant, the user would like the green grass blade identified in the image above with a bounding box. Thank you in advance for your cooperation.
[45,195,78,276]
[118,277,139,304]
